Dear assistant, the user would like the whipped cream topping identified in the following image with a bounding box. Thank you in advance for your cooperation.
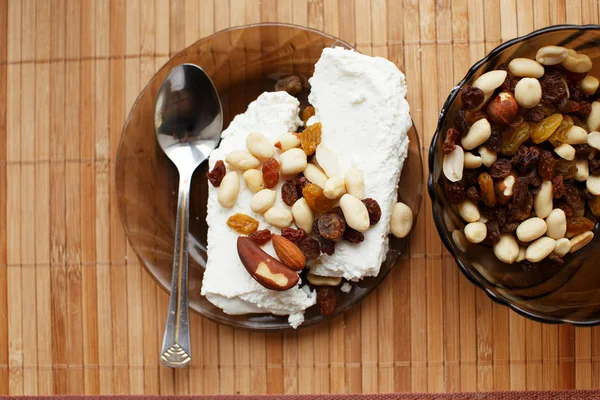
[202,92,316,328]
[307,47,412,280]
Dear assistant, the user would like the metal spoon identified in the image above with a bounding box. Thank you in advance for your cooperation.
[154,64,222,368]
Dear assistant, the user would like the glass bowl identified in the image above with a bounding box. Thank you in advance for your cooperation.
[116,23,423,330]
[429,24,600,326]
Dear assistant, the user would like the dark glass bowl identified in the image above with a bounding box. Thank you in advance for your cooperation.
[429,25,600,326]
[116,23,423,330]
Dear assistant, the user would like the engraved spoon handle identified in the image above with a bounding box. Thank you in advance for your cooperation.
[160,172,192,368]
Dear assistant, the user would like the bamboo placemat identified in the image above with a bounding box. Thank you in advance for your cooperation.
[2,0,600,396]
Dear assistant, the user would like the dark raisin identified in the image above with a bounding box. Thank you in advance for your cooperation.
[558,97,581,114]
[281,228,305,243]
[466,185,481,202]
[297,237,320,261]
[362,198,382,225]
[548,254,564,267]
[540,70,568,104]
[574,144,592,160]
[582,188,594,201]
[206,160,226,187]
[331,206,344,218]
[485,126,503,152]
[510,145,529,166]
[565,184,585,211]
[521,260,536,271]
[453,108,470,135]
[282,180,299,206]
[525,107,545,123]
[485,220,501,244]
[317,213,346,240]
[590,159,600,175]
[496,206,507,227]
[564,69,588,84]
[275,75,302,95]
[343,227,365,243]
[579,101,592,117]
[508,192,533,221]
[462,169,480,186]
[512,177,530,208]
[489,158,512,179]
[537,149,555,181]
[319,237,336,255]
[247,229,272,245]
[446,182,466,204]
[520,146,540,172]
[443,128,462,154]
[524,168,542,188]
[500,221,519,233]
[317,287,337,316]
[502,71,518,92]
[460,85,485,110]
[554,199,574,217]
[552,175,566,198]
[295,175,309,196]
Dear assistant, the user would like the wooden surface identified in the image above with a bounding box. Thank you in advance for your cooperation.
[2,0,600,395]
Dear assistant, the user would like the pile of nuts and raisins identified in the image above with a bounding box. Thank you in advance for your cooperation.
[443,45,599,265]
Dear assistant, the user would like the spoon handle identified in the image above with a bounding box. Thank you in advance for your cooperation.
[160,173,192,368]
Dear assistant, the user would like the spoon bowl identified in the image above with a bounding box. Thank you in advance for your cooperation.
[154,64,222,368]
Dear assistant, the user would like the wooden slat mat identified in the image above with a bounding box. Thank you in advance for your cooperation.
[2,0,600,396]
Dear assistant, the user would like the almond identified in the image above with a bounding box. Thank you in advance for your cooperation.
[271,234,306,271]
[237,237,298,291]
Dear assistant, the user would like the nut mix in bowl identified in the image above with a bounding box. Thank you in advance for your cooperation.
[429,25,600,325]
[116,24,423,330]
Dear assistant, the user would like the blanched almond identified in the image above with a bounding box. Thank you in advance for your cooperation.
[546,208,567,239]
[264,207,293,229]
[516,217,547,242]
[464,222,487,243]
[291,198,314,233]
[250,189,276,214]
[554,143,576,160]
[315,145,340,177]
[226,150,261,170]
[274,132,301,151]
[307,272,342,287]
[458,199,480,222]
[344,168,365,199]
[493,234,519,264]
[553,238,571,258]
[533,180,553,219]
[525,237,556,263]
[575,160,589,182]
[323,176,346,199]
[279,148,308,175]
[242,169,265,193]
[443,145,464,182]
[570,231,594,253]
[479,146,497,167]
[580,76,599,95]
[246,132,274,160]
[536,46,568,65]
[588,101,600,132]
[303,163,328,188]
[565,126,588,145]
[340,194,370,232]
[464,152,482,169]
[462,118,491,150]
[390,202,413,239]
[587,175,600,195]
[218,171,239,208]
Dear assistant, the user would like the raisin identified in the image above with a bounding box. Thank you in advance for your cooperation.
[362,198,382,225]
[485,126,504,152]
[565,184,585,211]
[301,105,315,124]
[502,73,518,92]
[343,227,365,243]
[583,188,594,201]
[317,213,346,240]
[275,75,302,95]
[281,228,305,243]
[331,206,344,218]
[540,70,568,104]
[510,145,529,166]
[552,175,566,198]
[248,229,272,245]
[446,182,466,205]
[462,169,480,186]
[319,238,336,255]
[531,114,563,144]
[443,128,462,154]
[466,110,488,125]
[512,177,530,208]
[557,97,581,114]
[282,180,299,206]
[207,160,226,187]
[554,159,578,179]
[525,107,545,123]
[524,168,542,188]
[486,220,501,244]
[564,68,588,84]
[295,175,309,195]
[500,221,519,233]
[554,200,574,217]
[548,255,564,267]
[226,213,259,234]
[579,101,592,117]
[317,287,337,316]
[588,195,600,217]
[300,122,322,155]
[509,192,533,221]
[566,216,595,236]
[590,159,600,175]
[297,237,320,260]
[521,260,536,271]
[521,146,541,172]
[537,150,555,181]
[496,206,507,227]
[478,172,497,207]
[262,158,280,189]
[302,183,333,213]
[489,158,512,179]
[466,185,481,202]
[502,121,531,155]
[453,108,470,135]
[574,144,592,160]
[460,85,485,110]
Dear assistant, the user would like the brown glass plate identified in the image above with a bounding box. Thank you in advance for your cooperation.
[116,23,423,330]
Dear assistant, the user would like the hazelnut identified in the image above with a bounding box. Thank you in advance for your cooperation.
[486,91,518,125]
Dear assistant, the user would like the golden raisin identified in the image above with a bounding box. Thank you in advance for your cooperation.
[478,172,497,207]
[548,115,573,146]
[530,114,563,144]
[566,216,595,237]
[502,122,531,156]
[302,183,333,213]
[588,195,600,217]
[262,158,280,189]
[300,122,322,156]
[226,213,259,234]
[302,106,315,124]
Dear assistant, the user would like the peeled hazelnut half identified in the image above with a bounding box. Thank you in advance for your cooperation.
[237,236,299,291]
[486,92,518,125]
